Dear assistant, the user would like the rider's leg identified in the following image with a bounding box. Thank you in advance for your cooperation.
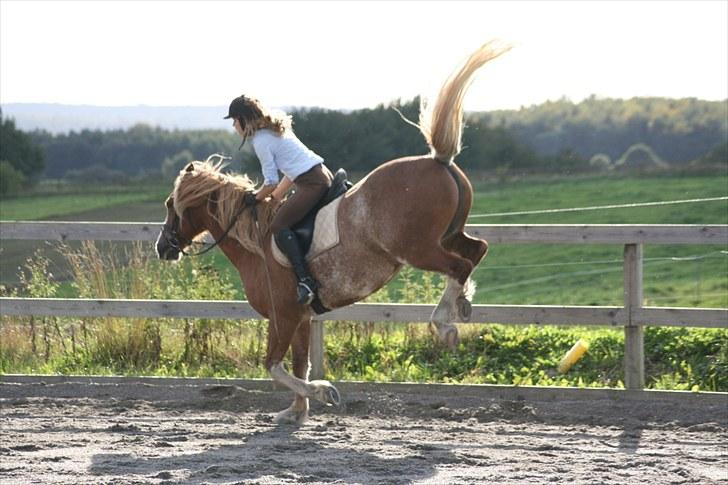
[275,228,318,304]
[270,164,333,305]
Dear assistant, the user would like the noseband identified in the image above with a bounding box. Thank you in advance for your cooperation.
[163,192,256,257]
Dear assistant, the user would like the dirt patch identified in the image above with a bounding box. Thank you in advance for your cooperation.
[1,378,726,484]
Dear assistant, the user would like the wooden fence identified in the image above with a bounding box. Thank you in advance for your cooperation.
[1,221,727,390]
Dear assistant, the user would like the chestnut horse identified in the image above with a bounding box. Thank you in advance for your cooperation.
[156,42,509,424]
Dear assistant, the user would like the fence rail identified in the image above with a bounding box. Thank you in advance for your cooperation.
[2,298,727,328]
[1,221,727,389]
[2,221,727,244]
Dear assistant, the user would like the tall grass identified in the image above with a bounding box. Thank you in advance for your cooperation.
[1,242,268,377]
[1,245,726,391]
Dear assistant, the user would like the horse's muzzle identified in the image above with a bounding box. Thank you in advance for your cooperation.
[155,230,182,261]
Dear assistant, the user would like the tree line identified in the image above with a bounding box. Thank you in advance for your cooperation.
[1,96,725,195]
[480,95,727,164]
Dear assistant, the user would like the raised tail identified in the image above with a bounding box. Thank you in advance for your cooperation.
[419,41,511,165]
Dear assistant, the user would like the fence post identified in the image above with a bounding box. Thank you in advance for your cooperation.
[309,321,325,380]
[623,244,645,390]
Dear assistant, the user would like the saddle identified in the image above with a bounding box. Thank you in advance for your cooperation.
[291,168,352,255]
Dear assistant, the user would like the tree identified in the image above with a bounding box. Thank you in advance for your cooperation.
[0,110,45,185]
[161,149,195,180]
[0,160,26,196]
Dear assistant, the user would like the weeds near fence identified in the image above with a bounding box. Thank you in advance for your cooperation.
[1,244,726,391]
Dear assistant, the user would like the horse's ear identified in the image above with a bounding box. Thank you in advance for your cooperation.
[185,163,195,173]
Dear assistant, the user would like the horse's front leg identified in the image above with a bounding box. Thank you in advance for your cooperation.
[430,276,476,348]
[267,317,340,425]
[272,318,311,425]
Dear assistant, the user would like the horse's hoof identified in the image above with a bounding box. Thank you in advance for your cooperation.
[310,380,341,407]
[457,296,472,322]
[274,406,308,426]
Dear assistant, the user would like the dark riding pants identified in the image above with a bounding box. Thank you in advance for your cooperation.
[270,164,333,233]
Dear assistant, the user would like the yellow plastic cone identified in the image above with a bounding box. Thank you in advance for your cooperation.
[557,339,589,373]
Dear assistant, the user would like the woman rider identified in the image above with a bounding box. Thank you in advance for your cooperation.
[225,94,333,305]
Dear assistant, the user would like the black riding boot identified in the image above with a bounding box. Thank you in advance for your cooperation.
[274,228,318,305]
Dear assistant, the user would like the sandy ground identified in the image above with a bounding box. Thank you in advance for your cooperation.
[1,377,726,484]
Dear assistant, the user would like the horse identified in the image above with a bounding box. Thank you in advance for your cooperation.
[155,42,509,425]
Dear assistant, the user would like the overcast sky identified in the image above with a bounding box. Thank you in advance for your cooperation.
[1,0,726,111]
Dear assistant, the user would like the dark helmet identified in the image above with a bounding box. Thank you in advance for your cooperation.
[223,95,254,120]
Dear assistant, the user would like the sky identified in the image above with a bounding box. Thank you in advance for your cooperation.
[1,0,727,112]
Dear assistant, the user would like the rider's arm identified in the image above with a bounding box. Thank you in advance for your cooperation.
[271,176,293,201]
[255,184,276,201]
[255,176,292,202]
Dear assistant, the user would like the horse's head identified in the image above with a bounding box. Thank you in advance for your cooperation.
[155,155,265,261]
[155,162,209,260]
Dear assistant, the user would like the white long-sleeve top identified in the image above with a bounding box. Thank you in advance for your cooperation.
[251,128,324,185]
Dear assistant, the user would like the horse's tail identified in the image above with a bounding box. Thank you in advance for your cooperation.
[418,41,511,165]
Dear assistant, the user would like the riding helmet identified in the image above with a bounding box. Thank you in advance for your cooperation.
[225,95,258,120]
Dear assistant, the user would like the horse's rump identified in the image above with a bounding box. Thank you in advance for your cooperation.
[308,155,469,309]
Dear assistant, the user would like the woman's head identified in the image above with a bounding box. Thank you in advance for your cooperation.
[224,95,292,138]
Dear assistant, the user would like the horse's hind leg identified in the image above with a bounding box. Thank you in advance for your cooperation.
[443,232,489,268]
[405,244,475,348]
[441,232,489,320]
[430,277,467,347]
[406,243,474,285]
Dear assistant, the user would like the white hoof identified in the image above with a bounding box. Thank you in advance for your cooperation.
[274,405,309,425]
[309,380,341,406]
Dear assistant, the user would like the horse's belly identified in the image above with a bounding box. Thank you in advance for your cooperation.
[307,177,410,308]
[311,249,401,309]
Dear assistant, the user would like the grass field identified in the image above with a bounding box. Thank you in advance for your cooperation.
[1,172,726,389]
[2,173,727,306]
[0,184,169,221]
[467,174,728,308]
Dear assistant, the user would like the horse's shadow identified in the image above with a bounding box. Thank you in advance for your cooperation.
[89,423,456,484]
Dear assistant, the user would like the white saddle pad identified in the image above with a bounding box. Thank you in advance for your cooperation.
[271,196,343,267]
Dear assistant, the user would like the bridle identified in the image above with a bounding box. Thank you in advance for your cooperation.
[163,193,255,257]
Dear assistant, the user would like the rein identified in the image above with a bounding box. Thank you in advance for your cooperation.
[251,203,282,345]
[165,194,253,257]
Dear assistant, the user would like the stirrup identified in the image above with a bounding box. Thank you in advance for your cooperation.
[297,281,316,305]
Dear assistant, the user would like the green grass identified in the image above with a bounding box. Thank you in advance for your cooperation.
[0,184,169,221]
[2,173,726,304]
[463,174,728,308]
[1,173,726,389]
[1,247,725,391]
[468,174,727,224]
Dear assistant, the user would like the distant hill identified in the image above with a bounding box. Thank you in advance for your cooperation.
[5,98,727,163]
[2,97,726,180]
[1,104,238,133]
[478,96,727,164]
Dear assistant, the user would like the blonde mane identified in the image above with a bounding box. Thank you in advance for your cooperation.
[172,160,277,256]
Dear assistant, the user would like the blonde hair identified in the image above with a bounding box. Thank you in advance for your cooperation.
[237,96,293,138]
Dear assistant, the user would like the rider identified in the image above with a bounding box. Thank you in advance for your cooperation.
[225,94,333,305]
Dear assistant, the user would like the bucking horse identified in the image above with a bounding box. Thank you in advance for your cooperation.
[156,42,509,424]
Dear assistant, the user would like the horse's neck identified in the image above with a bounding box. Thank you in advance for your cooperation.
[203,212,258,265]
[203,210,268,303]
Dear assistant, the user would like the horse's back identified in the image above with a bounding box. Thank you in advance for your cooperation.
[341,155,468,247]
